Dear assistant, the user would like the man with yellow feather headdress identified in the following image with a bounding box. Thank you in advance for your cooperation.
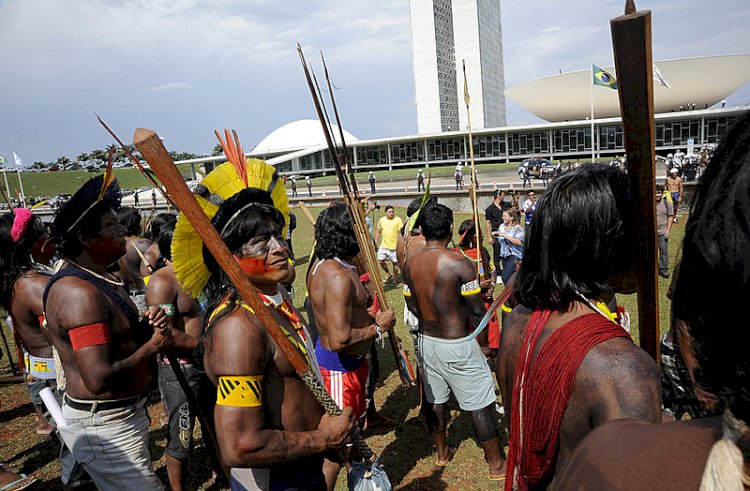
[170,132,357,491]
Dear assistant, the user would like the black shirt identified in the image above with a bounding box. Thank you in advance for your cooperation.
[485,202,505,231]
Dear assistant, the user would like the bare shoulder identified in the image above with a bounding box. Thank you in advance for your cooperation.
[145,267,176,302]
[310,260,355,290]
[582,336,659,382]
[206,306,268,377]
[46,276,109,328]
[577,335,660,422]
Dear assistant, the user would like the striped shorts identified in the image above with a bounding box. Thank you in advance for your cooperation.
[320,361,369,419]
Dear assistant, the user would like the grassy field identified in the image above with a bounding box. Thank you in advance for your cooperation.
[0,204,685,490]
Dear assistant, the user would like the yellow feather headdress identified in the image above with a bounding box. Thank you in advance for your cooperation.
[171,130,289,298]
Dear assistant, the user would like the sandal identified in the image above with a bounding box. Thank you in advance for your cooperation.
[434,446,457,468]
[0,465,37,491]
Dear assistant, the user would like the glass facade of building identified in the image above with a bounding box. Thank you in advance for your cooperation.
[223,109,746,175]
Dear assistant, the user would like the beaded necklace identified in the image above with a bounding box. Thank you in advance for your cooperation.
[68,260,125,287]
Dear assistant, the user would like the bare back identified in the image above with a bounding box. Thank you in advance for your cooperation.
[9,270,52,357]
[405,247,485,339]
[497,303,661,481]
[307,258,373,357]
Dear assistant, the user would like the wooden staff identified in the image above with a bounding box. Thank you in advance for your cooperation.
[298,201,317,226]
[133,128,375,461]
[299,44,416,388]
[610,0,659,361]
[0,321,20,375]
[462,60,484,280]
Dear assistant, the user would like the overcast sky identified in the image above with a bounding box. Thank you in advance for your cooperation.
[1,0,749,163]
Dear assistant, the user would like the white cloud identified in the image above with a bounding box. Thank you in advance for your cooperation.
[146,82,192,92]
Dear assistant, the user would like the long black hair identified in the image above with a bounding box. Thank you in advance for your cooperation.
[202,188,284,337]
[672,113,750,420]
[514,164,636,311]
[0,212,48,308]
[313,203,359,260]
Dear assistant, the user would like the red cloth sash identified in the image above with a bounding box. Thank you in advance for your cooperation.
[506,310,630,491]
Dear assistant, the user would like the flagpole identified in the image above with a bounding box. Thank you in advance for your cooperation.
[15,168,26,207]
[1,168,10,204]
[590,63,595,163]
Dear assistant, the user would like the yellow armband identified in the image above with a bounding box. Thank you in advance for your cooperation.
[501,303,512,313]
[402,284,412,297]
[217,375,263,407]
[460,279,481,296]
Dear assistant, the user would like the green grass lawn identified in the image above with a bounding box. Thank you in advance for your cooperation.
[0,204,685,490]
[3,165,196,199]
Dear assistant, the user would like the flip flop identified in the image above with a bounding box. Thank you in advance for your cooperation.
[0,474,37,491]
[434,447,457,468]
[36,428,55,440]
[488,474,506,482]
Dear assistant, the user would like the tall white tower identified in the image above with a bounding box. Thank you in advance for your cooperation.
[410,0,506,134]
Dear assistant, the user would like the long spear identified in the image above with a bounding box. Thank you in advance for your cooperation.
[462,60,484,280]
[610,0,660,361]
[133,128,376,461]
[299,44,416,388]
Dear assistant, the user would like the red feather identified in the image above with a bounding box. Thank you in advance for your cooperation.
[214,128,248,187]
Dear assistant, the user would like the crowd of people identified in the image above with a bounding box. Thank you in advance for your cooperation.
[1,113,749,490]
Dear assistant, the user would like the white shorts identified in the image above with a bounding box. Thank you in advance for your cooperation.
[377,248,397,263]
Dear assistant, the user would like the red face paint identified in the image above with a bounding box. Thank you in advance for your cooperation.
[234,255,269,275]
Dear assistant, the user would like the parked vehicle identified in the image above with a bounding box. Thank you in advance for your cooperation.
[518,158,554,178]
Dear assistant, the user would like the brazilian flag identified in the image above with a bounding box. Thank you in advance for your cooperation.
[593,64,618,90]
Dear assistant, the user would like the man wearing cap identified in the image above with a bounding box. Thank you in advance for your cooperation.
[44,175,194,490]
[665,168,683,224]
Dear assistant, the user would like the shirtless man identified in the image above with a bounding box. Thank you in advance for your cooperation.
[553,114,750,491]
[195,187,355,491]
[397,197,436,348]
[0,209,89,488]
[116,206,151,313]
[404,203,506,481]
[0,210,56,435]
[146,226,214,491]
[139,212,176,280]
[44,176,191,490]
[498,165,660,490]
[307,203,395,486]
[665,167,683,223]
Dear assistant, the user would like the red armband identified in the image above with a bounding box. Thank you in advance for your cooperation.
[68,323,111,351]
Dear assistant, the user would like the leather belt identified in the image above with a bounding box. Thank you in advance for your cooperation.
[64,395,141,413]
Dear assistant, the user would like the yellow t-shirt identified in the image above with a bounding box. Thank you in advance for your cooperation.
[377,216,403,250]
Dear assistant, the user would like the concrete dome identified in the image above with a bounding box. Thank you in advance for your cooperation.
[505,54,750,122]
[252,119,359,156]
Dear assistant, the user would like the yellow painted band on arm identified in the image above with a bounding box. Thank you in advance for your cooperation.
[217,375,263,407]
[460,279,481,296]
[402,284,412,297]
[501,303,512,313]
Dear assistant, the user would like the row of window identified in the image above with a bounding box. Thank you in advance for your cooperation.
[299,116,741,168]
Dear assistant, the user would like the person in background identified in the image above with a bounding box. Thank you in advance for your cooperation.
[375,205,403,285]
[521,191,537,227]
[655,184,674,279]
[368,171,376,194]
[496,208,524,286]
